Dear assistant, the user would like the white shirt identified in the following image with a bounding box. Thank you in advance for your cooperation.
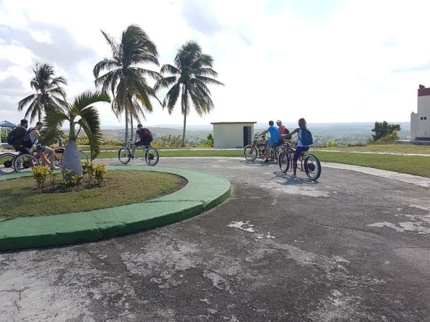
[29,128,40,145]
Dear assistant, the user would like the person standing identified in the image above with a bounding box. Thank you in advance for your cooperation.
[260,120,279,163]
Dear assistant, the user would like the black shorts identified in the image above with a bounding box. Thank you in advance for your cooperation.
[134,140,150,147]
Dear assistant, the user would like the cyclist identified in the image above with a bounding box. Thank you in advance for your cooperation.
[29,122,59,170]
[289,118,310,177]
[276,120,290,144]
[130,123,153,158]
[11,119,29,154]
[260,120,279,163]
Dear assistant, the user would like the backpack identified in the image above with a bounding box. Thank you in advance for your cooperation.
[299,129,313,146]
[6,128,16,145]
[138,128,153,142]
[22,128,36,148]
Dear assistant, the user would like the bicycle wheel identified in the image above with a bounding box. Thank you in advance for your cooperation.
[304,154,321,180]
[14,154,40,173]
[118,147,131,164]
[145,147,159,166]
[0,153,17,174]
[243,145,257,161]
[53,147,64,167]
[79,150,89,162]
[278,151,290,173]
[274,145,283,160]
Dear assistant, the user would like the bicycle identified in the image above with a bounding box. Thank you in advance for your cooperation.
[0,147,88,174]
[53,148,88,167]
[13,150,41,173]
[243,132,281,162]
[277,143,322,180]
[117,139,159,166]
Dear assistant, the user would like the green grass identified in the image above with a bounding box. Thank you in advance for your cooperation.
[314,151,430,177]
[318,144,430,154]
[0,171,186,220]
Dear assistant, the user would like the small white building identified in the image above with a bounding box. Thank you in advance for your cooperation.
[211,122,257,149]
[411,85,430,143]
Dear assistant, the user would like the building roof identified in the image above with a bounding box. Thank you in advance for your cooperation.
[210,122,257,124]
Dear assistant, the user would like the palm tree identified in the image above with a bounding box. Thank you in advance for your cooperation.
[43,90,111,181]
[93,24,160,144]
[154,41,224,147]
[18,63,67,122]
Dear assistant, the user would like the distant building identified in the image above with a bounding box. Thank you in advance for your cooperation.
[411,85,430,143]
[211,122,257,149]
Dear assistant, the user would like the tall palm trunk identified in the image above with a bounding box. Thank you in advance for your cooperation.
[130,114,134,142]
[181,112,187,147]
[124,109,129,144]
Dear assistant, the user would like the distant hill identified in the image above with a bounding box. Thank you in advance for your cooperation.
[102,122,411,145]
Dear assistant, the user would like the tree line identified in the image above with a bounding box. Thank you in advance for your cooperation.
[14,24,223,180]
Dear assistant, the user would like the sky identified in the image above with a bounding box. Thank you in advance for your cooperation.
[1,0,430,128]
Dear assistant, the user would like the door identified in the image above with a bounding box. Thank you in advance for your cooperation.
[243,126,252,146]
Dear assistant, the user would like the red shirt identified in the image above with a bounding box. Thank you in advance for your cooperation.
[278,125,288,142]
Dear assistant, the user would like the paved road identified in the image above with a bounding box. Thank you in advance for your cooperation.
[1,157,430,322]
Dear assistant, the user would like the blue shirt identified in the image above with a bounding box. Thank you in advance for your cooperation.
[267,125,279,143]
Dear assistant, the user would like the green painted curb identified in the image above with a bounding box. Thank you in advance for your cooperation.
[0,166,231,252]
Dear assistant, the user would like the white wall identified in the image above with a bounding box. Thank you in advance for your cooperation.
[212,123,255,149]
[413,95,430,138]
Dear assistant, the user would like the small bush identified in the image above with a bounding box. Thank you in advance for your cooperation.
[347,142,367,147]
[32,161,107,192]
[32,166,53,190]
[324,140,339,148]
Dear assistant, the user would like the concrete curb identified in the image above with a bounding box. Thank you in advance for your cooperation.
[0,166,231,252]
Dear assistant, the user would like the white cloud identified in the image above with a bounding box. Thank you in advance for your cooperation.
[1,0,430,128]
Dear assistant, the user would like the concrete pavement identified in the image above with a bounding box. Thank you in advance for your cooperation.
[1,157,430,321]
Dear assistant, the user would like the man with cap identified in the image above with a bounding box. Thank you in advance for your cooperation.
[276,120,290,144]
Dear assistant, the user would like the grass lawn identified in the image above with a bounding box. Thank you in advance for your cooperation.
[0,170,187,220]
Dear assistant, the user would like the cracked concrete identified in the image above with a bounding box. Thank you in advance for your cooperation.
[1,157,429,321]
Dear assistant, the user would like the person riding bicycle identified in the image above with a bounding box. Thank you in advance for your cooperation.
[260,120,279,163]
[276,120,290,144]
[11,119,30,154]
[289,118,311,177]
[29,122,59,170]
[130,123,153,159]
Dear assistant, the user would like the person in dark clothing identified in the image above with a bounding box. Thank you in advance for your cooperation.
[12,119,29,153]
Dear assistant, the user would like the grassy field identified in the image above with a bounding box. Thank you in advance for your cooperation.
[94,143,430,178]
[0,171,186,219]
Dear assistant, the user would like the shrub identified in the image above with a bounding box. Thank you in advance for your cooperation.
[32,161,107,191]
[324,140,339,148]
[347,142,367,147]
[32,165,53,190]
[204,134,214,147]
